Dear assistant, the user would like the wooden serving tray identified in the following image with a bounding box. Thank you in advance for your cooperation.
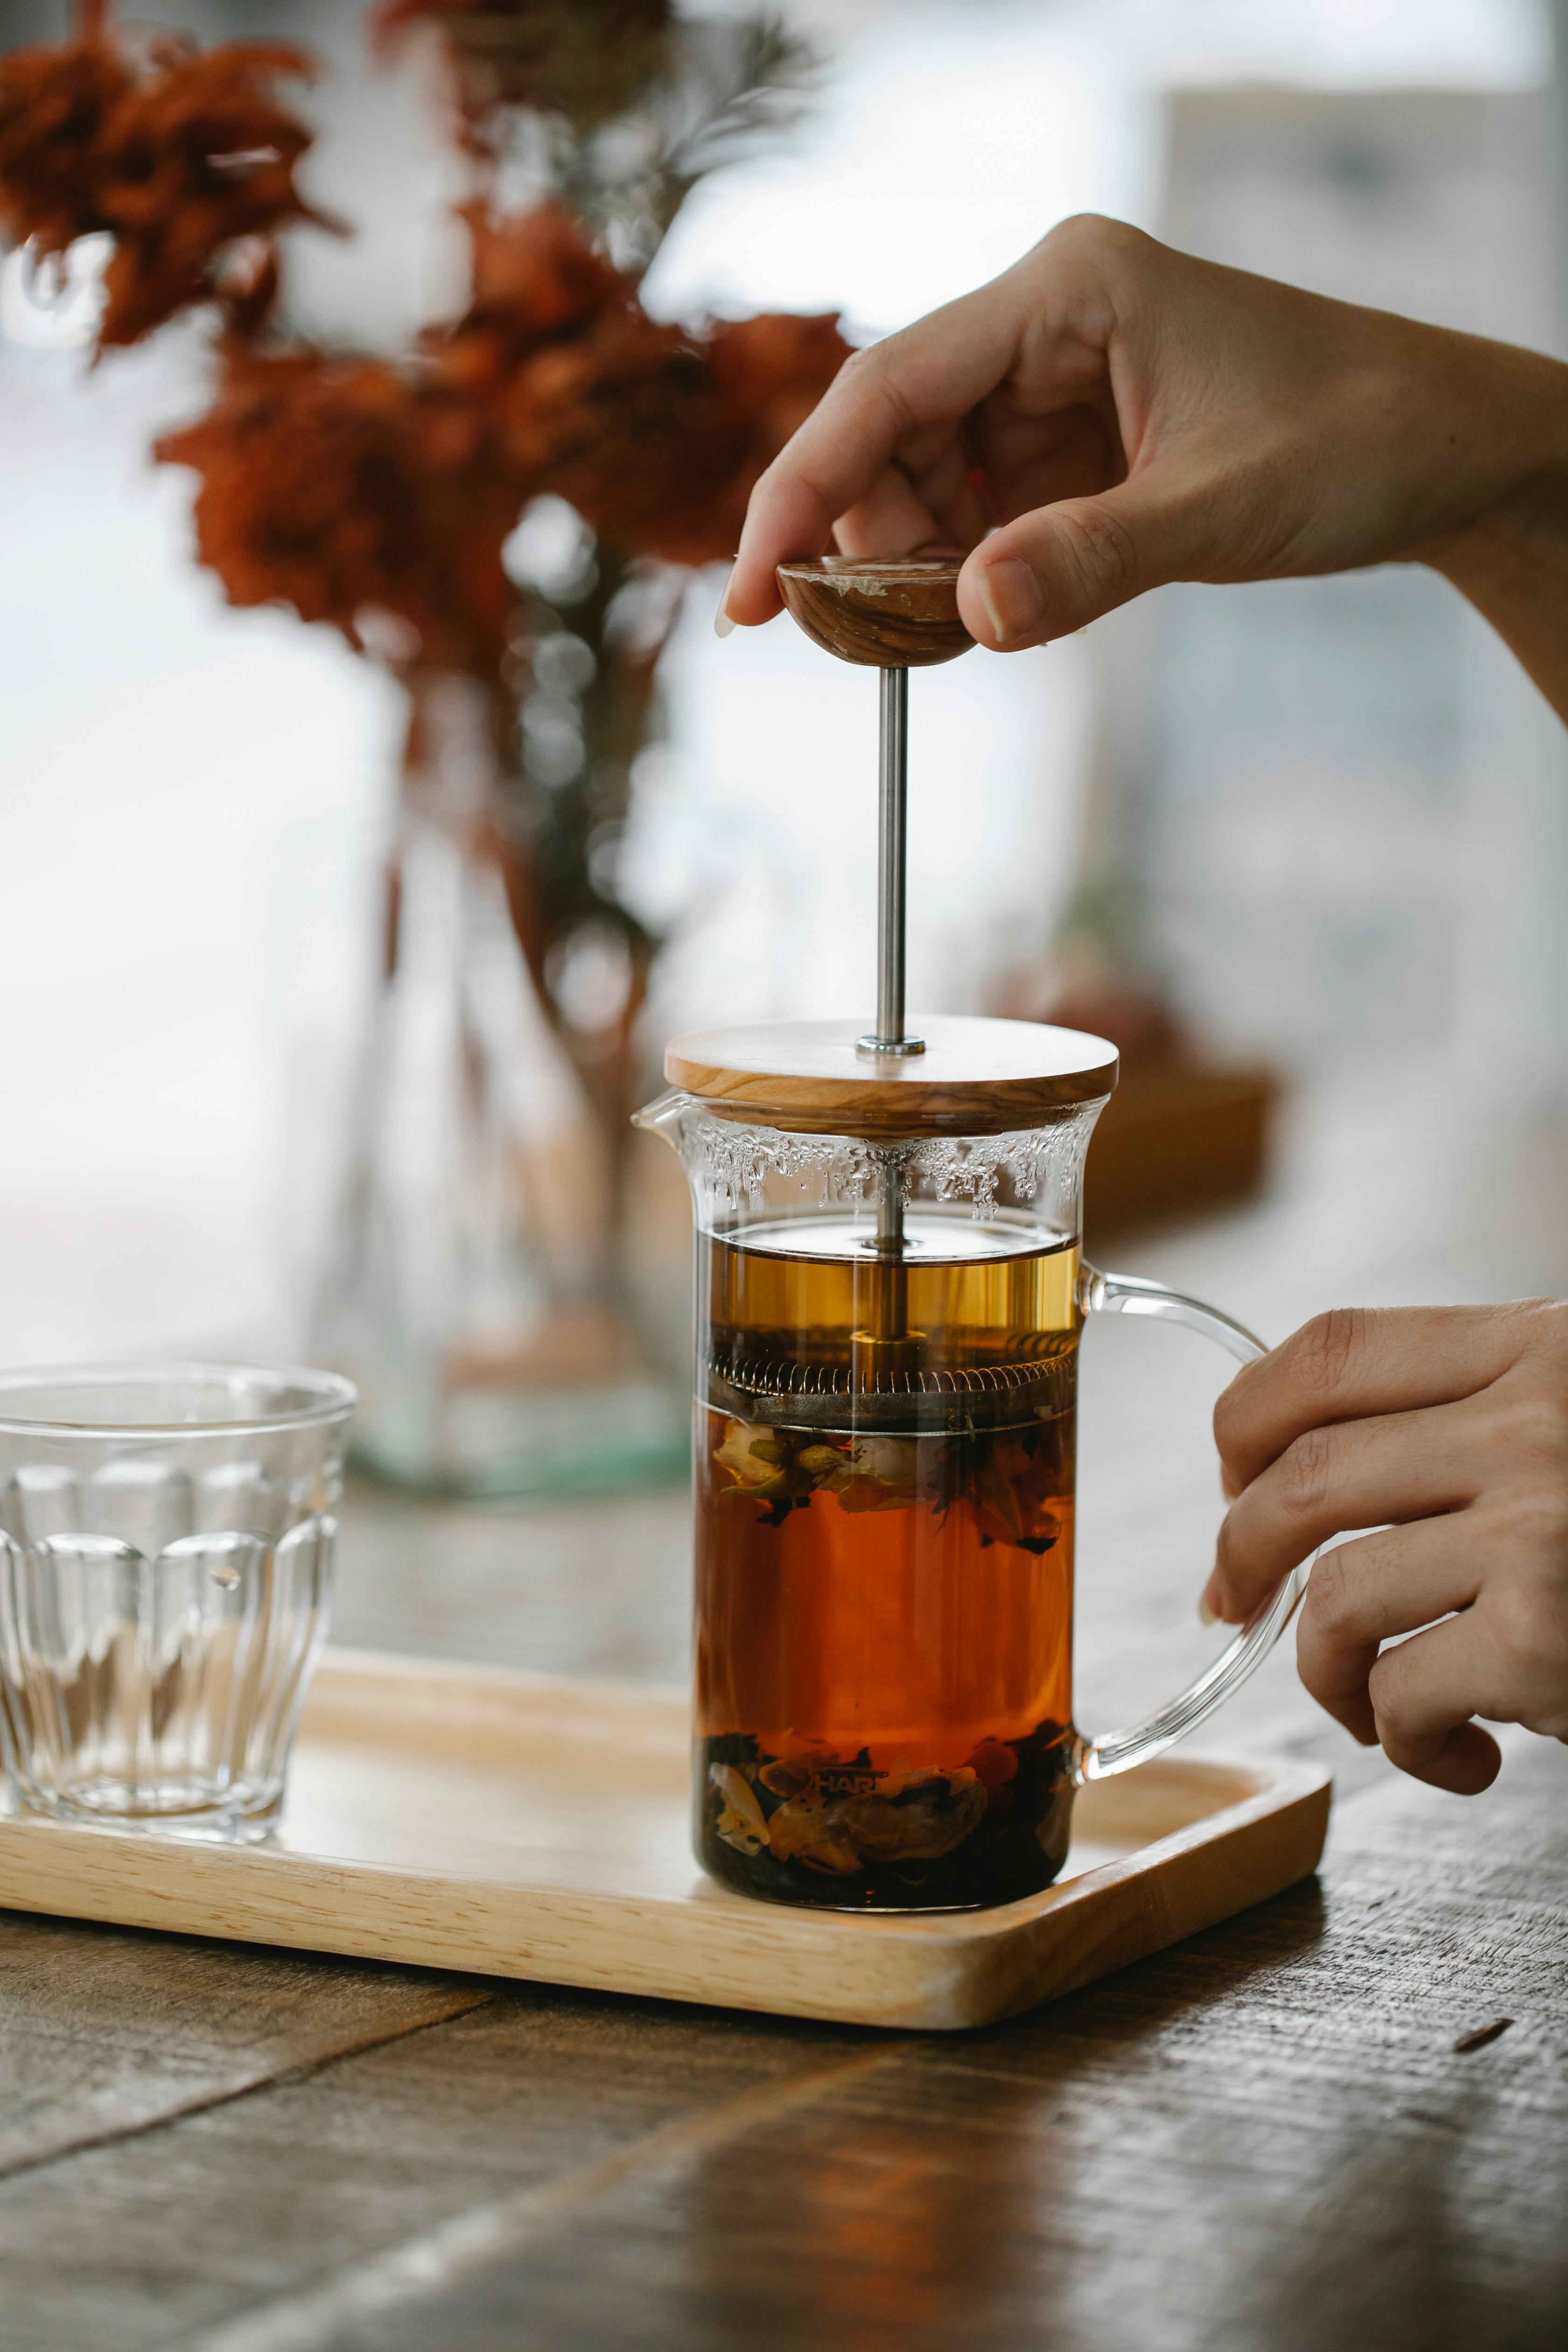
[0,1650,1329,2032]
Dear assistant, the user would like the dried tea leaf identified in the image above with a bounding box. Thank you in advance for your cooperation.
[713,1418,785,1490]
[1453,2018,1513,2053]
[709,1762,767,1856]
[838,1774,987,1862]
[767,1798,861,1876]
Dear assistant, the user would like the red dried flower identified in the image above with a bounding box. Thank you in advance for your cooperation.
[428,201,634,395]
[505,309,851,565]
[709,310,853,462]
[96,40,339,347]
[0,32,336,349]
[423,203,851,568]
[0,35,133,256]
[498,305,722,560]
[151,183,849,674]
[155,347,524,671]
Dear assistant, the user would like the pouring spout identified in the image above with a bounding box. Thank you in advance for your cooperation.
[631,1088,688,1151]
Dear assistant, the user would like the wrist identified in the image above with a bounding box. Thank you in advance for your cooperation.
[1415,343,1568,593]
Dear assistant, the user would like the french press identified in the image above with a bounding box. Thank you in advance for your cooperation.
[637,559,1308,1912]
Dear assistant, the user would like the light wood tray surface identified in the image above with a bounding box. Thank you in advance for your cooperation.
[0,1650,1329,2032]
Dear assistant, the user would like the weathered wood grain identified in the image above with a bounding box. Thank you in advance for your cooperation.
[0,1989,882,2352]
[232,1736,1568,2352]
[0,1736,1559,2352]
[0,1911,490,2179]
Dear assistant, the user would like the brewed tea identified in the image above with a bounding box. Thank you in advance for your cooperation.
[694,1212,1079,1910]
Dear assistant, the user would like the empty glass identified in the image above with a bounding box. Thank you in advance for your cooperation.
[0,1364,355,1841]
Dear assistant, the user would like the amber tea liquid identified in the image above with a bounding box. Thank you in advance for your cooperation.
[694,1211,1079,1910]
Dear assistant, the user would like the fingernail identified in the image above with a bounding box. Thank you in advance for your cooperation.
[975,556,1045,646]
[1198,1589,1220,1629]
[714,567,736,638]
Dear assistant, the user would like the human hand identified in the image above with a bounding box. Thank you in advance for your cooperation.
[724,215,1568,702]
[1205,1303,1568,1794]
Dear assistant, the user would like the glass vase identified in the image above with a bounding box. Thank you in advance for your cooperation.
[316,674,687,1496]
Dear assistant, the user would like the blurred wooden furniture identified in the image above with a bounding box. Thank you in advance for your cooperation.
[3,1054,1567,2351]
[1085,1061,1279,1239]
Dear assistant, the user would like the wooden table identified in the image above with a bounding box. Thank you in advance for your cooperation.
[4,1053,1568,2351]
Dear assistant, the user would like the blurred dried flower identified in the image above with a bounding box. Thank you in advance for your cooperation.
[0,34,133,255]
[705,309,853,525]
[150,184,846,665]
[0,31,336,348]
[96,40,339,347]
[505,309,849,564]
[155,348,523,670]
[709,310,853,457]
[372,0,673,137]
[496,303,716,559]
[15,2,843,1260]
[429,199,635,391]
[423,201,849,566]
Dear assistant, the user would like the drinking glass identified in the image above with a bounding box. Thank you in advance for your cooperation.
[0,1363,355,1841]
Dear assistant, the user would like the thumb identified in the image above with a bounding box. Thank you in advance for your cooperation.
[958,479,1197,650]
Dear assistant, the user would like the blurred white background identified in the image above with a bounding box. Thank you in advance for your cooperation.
[0,0,1563,1365]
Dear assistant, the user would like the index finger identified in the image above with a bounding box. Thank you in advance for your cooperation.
[1213,1302,1547,1496]
[725,276,1031,625]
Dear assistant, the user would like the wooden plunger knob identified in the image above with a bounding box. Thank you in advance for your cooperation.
[776,556,974,667]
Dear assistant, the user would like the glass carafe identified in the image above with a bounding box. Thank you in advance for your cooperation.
[638,1015,1311,1914]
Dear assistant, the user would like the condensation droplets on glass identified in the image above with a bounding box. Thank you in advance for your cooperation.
[673,1099,1093,1235]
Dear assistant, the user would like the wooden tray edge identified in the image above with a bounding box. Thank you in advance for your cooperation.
[0,1758,1331,2033]
[956,1766,1331,2029]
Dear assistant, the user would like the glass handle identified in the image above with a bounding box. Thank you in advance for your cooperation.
[1071,1263,1316,1785]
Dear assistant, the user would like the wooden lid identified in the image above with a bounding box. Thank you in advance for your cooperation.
[664,1015,1118,1136]
[776,557,974,667]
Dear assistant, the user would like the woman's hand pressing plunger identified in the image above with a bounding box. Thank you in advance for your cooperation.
[727,214,1568,1792]
[724,214,1568,721]
[1205,1305,1568,1794]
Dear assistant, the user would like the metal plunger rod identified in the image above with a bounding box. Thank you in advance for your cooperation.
[771,557,968,1347]
[875,665,910,1049]
[858,664,922,1064]
[871,665,910,1301]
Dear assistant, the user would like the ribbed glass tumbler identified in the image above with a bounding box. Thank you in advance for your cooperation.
[0,1365,355,1842]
